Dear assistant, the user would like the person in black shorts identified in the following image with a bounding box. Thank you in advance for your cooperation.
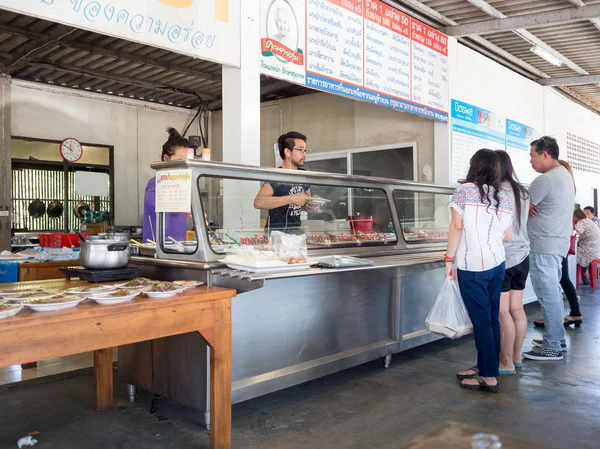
[496,150,530,374]
[254,131,311,232]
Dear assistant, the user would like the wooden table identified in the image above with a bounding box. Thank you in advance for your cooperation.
[399,421,562,449]
[0,279,236,449]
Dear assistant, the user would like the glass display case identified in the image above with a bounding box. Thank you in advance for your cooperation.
[152,159,454,262]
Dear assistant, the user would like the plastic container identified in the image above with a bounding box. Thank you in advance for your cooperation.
[202,147,211,161]
[39,233,87,248]
[348,215,373,233]
[0,262,19,283]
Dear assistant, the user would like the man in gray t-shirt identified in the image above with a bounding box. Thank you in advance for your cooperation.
[523,136,575,362]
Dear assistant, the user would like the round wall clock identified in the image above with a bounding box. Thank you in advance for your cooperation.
[60,138,83,162]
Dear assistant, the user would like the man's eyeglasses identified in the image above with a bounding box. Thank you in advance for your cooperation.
[292,147,309,154]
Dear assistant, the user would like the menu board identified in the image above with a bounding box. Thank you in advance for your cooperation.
[450,100,506,184]
[260,0,449,122]
[506,119,537,185]
[155,169,192,213]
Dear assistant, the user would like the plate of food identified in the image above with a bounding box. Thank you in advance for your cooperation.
[65,284,115,295]
[8,291,53,302]
[89,289,142,305]
[22,294,86,312]
[172,280,204,290]
[0,303,23,319]
[144,281,185,299]
[117,278,155,289]
[0,288,47,298]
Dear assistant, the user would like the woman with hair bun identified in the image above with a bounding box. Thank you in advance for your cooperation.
[142,127,190,243]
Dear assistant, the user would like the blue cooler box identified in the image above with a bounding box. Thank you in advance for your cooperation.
[0,261,19,283]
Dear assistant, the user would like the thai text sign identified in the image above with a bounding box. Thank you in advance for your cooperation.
[0,0,241,67]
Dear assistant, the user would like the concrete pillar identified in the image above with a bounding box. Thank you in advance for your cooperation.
[220,0,261,234]
[0,75,10,251]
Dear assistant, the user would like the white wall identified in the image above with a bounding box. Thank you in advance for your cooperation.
[448,37,600,205]
[211,91,436,182]
[449,39,545,131]
[544,88,600,207]
[10,81,193,225]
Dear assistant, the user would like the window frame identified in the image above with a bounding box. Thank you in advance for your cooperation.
[11,136,115,233]
[305,141,418,181]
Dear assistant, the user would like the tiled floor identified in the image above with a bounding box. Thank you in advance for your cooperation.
[0,350,117,385]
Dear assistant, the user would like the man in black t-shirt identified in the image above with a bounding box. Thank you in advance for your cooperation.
[254,131,311,231]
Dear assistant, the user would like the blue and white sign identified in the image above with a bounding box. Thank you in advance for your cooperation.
[0,0,241,67]
[506,119,537,184]
[451,99,505,184]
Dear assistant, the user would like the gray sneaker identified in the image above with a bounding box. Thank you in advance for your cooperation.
[523,347,563,361]
[532,339,567,352]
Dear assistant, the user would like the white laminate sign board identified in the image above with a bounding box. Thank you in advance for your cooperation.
[450,99,506,184]
[75,171,109,197]
[259,0,449,122]
[0,0,241,67]
[505,119,538,185]
[155,169,192,213]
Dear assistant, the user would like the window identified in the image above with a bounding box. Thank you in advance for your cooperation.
[198,176,398,252]
[11,138,113,233]
[304,143,415,180]
[393,190,451,244]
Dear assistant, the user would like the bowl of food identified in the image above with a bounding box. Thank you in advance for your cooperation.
[89,289,142,305]
[8,291,53,302]
[0,303,23,319]
[305,197,331,213]
[145,282,185,299]
[22,294,86,312]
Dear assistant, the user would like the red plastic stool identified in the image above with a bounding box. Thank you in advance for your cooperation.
[590,259,600,292]
[577,260,600,290]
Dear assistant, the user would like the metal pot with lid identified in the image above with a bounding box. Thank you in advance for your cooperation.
[80,239,131,270]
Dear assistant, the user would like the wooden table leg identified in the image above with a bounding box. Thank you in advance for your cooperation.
[209,297,232,449]
[94,348,114,410]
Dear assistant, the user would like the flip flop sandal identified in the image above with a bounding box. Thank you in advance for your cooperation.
[461,374,500,393]
[499,369,516,375]
[456,365,479,380]
[514,363,523,369]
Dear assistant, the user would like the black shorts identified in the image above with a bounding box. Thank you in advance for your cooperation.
[502,256,530,292]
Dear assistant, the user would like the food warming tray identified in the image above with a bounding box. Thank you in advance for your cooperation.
[311,255,374,268]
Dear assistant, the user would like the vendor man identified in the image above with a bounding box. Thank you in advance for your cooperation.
[253,131,311,231]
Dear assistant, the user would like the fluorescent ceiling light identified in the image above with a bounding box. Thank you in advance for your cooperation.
[530,45,563,67]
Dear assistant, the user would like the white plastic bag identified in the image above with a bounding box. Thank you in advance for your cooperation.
[425,278,473,339]
[269,231,308,263]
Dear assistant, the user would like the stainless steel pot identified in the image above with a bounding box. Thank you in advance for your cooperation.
[80,239,131,270]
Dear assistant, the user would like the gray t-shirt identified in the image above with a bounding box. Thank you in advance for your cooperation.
[527,165,575,256]
[502,181,530,269]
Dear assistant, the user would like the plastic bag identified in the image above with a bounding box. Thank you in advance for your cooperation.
[269,231,308,263]
[425,278,473,339]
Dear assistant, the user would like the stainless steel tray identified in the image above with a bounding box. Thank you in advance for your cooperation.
[311,255,374,268]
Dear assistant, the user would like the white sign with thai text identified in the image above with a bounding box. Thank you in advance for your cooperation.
[155,169,192,213]
[0,0,241,67]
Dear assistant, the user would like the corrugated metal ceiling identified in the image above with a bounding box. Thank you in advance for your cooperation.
[0,10,309,110]
[410,0,600,112]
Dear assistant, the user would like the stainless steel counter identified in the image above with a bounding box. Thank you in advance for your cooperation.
[124,252,446,426]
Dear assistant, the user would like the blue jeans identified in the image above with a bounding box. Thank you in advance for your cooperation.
[457,263,505,377]
[529,252,566,351]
